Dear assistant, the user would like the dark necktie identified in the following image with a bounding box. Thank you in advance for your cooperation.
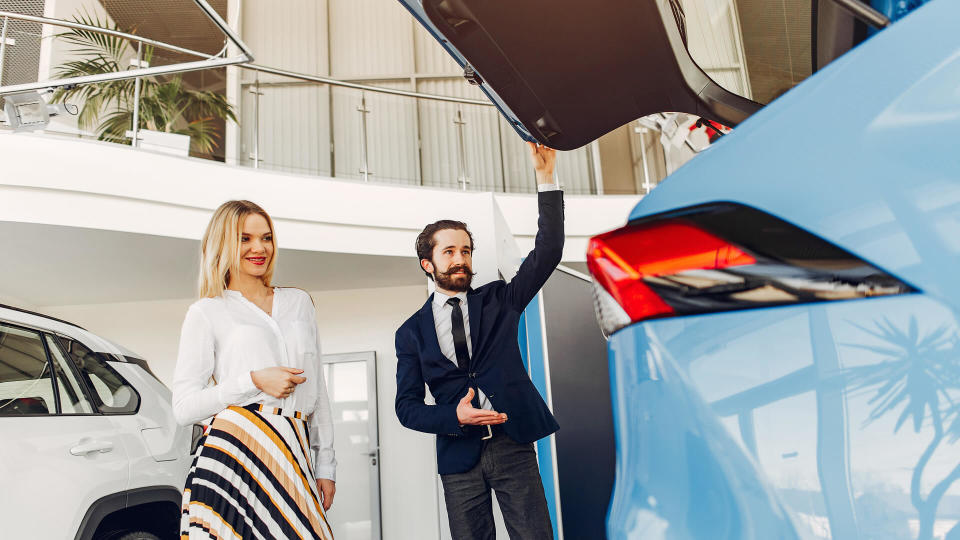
[446,297,470,371]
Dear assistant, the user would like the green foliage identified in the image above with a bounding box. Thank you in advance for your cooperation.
[51,11,236,154]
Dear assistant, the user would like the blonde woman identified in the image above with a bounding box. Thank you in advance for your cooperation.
[173,200,335,540]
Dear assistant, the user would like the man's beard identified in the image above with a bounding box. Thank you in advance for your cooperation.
[434,264,473,292]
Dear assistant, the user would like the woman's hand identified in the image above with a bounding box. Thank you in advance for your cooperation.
[317,479,336,512]
[251,367,306,399]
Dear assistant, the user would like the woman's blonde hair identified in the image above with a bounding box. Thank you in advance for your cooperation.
[199,200,278,298]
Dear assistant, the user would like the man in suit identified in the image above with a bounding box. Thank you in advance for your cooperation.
[395,142,562,540]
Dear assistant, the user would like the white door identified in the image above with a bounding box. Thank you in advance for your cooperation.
[0,324,130,539]
[322,351,381,540]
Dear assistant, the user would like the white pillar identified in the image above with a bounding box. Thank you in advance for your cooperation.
[224,0,243,166]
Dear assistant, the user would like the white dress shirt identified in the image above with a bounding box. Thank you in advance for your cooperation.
[431,290,494,411]
[171,287,336,481]
[537,182,560,192]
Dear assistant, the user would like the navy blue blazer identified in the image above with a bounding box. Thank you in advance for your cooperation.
[394,190,564,475]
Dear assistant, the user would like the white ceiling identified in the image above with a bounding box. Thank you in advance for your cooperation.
[1,221,425,307]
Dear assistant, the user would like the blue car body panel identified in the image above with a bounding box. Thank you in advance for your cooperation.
[608,295,960,539]
[610,1,960,539]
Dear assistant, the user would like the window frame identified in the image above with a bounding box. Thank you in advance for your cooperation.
[51,334,141,416]
[0,320,71,417]
[43,333,100,415]
[0,317,141,417]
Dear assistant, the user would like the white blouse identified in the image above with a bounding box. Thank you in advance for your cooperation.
[171,287,336,481]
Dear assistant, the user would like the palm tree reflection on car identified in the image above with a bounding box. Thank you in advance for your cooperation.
[845,316,960,540]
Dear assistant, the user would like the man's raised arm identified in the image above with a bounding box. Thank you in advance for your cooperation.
[504,143,565,311]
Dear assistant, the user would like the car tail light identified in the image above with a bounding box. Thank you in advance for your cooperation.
[587,203,916,336]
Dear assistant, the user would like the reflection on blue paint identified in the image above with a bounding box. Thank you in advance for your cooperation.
[607,315,800,540]
[608,295,960,539]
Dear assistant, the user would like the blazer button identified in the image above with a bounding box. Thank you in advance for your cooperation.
[470,372,477,378]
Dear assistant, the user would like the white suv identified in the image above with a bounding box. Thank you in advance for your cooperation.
[0,303,195,540]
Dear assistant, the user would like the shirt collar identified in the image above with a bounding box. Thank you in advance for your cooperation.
[433,289,468,309]
[222,287,278,300]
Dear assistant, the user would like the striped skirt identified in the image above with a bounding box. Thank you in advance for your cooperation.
[181,404,334,540]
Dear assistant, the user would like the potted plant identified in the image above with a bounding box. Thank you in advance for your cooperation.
[51,12,236,158]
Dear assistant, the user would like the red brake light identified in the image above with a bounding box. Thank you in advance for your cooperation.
[587,203,915,336]
[587,221,756,324]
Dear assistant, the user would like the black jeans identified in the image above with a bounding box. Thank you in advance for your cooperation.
[440,432,554,540]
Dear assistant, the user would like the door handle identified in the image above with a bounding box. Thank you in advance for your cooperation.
[70,439,114,456]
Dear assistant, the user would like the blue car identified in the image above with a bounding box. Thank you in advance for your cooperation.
[400,0,955,537]
[587,2,960,539]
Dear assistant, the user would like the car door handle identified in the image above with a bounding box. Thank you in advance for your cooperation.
[70,439,114,456]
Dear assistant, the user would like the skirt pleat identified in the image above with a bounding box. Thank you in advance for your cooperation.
[181,404,333,540]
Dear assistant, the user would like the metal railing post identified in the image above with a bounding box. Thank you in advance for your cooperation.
[635,123,653,194]
[357,92,371,181]
[453,107,469,190]
[130,41,142,147]
[496,113,506,192]
[589,140,604,195]
[0,16,10,86]
[248,73,263,168]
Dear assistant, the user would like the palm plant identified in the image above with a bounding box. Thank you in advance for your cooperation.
[51,12,236,155]
[844,316,960,540]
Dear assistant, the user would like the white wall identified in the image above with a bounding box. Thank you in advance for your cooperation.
[45,283,442,540]
[312,285,440,540]
[0,133,639,264]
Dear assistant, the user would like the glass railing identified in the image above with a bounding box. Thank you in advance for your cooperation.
[234,66,600,195]
[0,6,691,197]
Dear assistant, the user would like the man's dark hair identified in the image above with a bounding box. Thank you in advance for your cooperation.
[416,220,474,280]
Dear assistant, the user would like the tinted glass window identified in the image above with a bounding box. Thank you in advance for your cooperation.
[0,325,55,415]
[59,338,139,414]
[45,335,95,414]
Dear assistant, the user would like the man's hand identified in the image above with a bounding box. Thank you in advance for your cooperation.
[317,478,335,512]
[456,388,507,426]
[251,367,307,399]
[527,141,557,185]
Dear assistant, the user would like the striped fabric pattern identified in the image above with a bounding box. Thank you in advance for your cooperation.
[181,404,333,539]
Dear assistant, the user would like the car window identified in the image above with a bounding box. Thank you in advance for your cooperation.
[45,335,95,414]
[0,324,57,415]
[58,337,139,414]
